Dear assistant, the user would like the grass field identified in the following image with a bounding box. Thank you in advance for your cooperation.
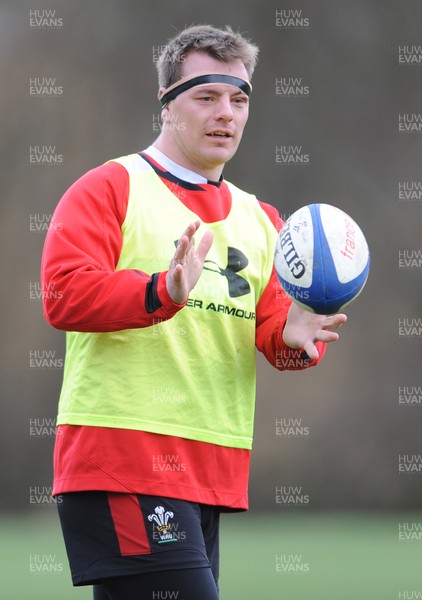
[1,511,421,599]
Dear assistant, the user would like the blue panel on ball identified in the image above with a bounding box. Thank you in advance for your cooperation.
[307,204,369,313]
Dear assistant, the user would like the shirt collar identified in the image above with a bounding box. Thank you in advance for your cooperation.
[144,145,210,185]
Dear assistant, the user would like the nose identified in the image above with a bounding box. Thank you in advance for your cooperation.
[214,95,234,121]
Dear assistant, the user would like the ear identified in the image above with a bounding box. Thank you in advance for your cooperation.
[158,87,172,120]
[157,87,166,102]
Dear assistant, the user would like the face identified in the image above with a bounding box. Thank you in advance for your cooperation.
[156,52,250,180]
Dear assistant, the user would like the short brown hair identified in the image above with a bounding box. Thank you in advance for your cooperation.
[156,24,259,89]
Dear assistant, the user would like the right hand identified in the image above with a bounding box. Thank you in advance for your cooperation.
[166,220,214,304]
[282,301,347,360]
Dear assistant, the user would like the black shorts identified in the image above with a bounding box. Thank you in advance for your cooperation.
[57,492,220,587]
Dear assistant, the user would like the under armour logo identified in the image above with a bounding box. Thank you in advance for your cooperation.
[203,247,251,298]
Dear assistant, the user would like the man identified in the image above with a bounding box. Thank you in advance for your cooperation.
[41,24,346,600]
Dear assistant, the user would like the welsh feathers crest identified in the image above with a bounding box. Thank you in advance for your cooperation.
[148,506,177,543]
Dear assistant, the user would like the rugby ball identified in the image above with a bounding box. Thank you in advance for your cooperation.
[274,203,370,314]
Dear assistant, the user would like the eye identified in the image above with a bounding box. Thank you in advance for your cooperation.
[232,96,248,105]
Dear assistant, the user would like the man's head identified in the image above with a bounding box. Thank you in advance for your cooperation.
[156,24,259,90]
[153,25,259,180]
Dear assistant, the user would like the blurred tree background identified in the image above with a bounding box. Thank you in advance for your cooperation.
[1,0,421,516]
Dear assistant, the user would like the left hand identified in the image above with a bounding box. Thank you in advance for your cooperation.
[166,220,214,304]
[282,301,347,361]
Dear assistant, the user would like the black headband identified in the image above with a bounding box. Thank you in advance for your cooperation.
[160,74,252,107]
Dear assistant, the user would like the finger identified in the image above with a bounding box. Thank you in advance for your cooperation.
[315,330,340,343]
[304,328,340,359]
[173,221,201,262]
[171,262,184,283]
[180,220,200,244]
[173,235,190,263]
[195,230,214,263]
[323,313,347,329]
[303,340,319,361]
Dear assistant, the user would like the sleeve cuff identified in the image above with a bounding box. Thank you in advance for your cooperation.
[156,271,187,312]
[274,326,324,369]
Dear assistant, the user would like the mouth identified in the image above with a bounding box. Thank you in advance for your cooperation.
[205,131,233,138]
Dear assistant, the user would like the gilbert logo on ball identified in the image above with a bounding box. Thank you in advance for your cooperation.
[274,203,370,314]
